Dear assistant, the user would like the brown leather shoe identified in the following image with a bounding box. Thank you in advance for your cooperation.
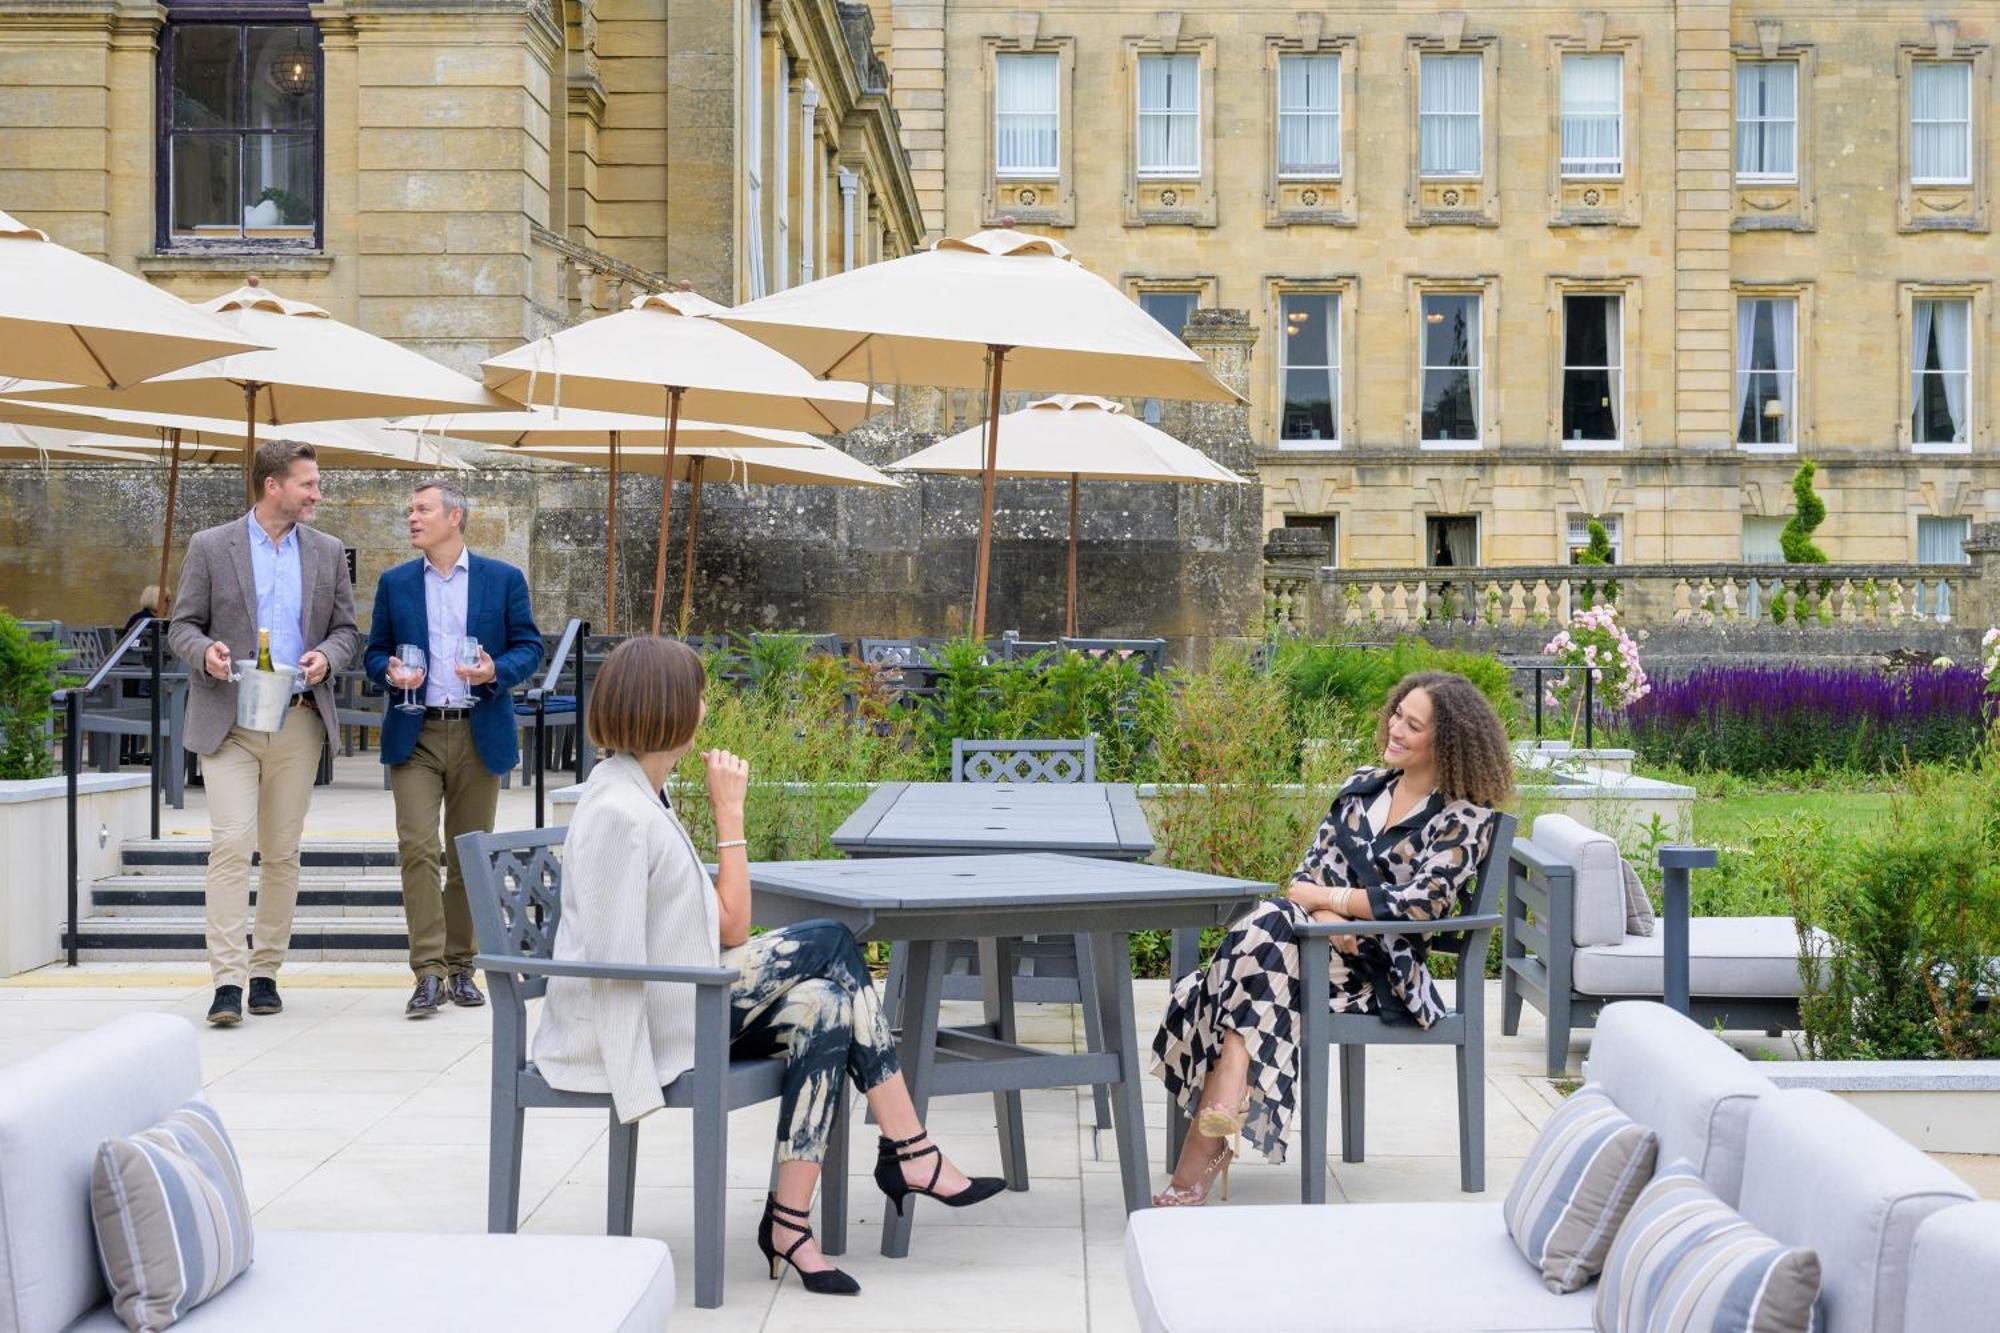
[446,969,485,1008]
[405,975,444,1018]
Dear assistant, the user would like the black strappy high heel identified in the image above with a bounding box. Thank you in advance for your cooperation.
[873,1131,1006,1216]
[756,1194,859,1296]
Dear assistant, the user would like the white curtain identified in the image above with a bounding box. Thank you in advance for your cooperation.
[1770,298,1795,442]
[1138,54,1199,174]
[996,53,1059,174]
[1560,54,1622,175]
[1911,62,1971,182]
[1419,54,1481,175]
[1734,296,1757,437]
[1936,297,1970,440]
[1736,62,1795,177]
[1918,515,1971,565]
[1278,54,1338,174]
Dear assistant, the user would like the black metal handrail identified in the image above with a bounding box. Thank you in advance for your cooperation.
[51,617,166,966]
[528,618,591,828]
[1508,660,1599,747]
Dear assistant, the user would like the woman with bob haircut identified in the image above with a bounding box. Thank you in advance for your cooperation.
[1149,671,1514,1205]
[534,637,1002,1295]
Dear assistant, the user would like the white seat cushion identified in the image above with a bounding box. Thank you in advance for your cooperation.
[1903,1201,1999,1330]
[62,1231,674,1333]
[1584,1002,1775,1207]
[1530,815,1627,948]
[1571,916,1805,998]
[1125,1203,1592,1333]
[1737,1090,1976,1333]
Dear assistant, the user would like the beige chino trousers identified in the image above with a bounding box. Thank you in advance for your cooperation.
[202,704,324,988]
[389,717,501,979]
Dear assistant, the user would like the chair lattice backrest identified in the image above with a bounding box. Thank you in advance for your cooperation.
[951,737,1096,784]
[859,637,922,668]
[1058,637,1168,678]
[460,826,570,1009]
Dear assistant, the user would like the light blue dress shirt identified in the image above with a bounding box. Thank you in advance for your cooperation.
[422,546,474,707]
[245,510,306,693]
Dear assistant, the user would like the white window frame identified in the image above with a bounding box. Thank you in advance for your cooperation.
[1276,289,1340,449]
[1136,53,1201,179]
[1418,52,1482,178]
[1910,60,1973,186]
[1911,294,1973,449]
[1419,290,1483,447]
[1559,52,1624,178]
[1735,60,1798,183]
[1276,52,1340,179]
[1566,513,1624,563]
[1560,292,1624,446]
[995,51,1060,178]
[1735,294,1799,452]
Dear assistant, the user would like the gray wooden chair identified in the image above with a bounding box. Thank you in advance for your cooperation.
[1286,813,1517,1201]
[951,736,1095,784]
[459,825,847,1309]
[1058,637,1168,678]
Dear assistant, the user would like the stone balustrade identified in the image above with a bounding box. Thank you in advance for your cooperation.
[1265,561,1980,637]
[529,224,670,328]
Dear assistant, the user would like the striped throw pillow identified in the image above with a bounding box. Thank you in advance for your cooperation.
[90,1099,255,1332]
[1595,1163,1822,1333]
[1504,1084,1659,1292]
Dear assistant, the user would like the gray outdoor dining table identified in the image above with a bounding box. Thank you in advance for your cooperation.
[747,852,1267,1259]
[832,780,1155,860]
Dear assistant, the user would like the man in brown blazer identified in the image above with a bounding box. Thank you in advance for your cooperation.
[169,439,360,1026]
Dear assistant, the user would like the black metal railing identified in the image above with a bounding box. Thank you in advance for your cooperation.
[1511,660,1598,748]
[51,617,166,966]
[528,618,592,828]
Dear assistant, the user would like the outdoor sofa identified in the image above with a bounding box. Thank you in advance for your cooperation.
[1503,812,1807,1075]
[1124,1001,1982,1333]
[0,1013,676,1333]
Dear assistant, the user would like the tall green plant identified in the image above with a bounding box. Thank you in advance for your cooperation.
[1574,517,1620,608]
[0,612,69,780]
[1780,460,1829,564]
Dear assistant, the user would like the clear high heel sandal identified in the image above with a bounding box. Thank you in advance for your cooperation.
[1152,1096,1249,1207]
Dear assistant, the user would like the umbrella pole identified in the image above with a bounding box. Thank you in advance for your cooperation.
[605,430,620,634]
[156,428,183,615]
[1066,472,1079,640]
[679,457,705,633]
[241,383,258,509]
[649,385,684,635]
[971,345,1008,640]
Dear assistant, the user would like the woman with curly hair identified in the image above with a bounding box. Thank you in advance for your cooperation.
[1150,671,1514,1205]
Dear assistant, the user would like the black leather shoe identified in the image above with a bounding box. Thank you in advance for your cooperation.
[446,969,485,1008]
[207,985,243,1027]
[405,975,445,1018]
[247,977,282,1015]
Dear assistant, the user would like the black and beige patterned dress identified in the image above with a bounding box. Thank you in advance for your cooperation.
[1150,766,1499,1164]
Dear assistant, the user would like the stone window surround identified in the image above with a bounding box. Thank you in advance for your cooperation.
[1730,38,1816,232]
[1263,33,1358,228]
[1264,274,1356,453]
[1731,280,1815,455]
[1545,32,1643,229]
[1408,275,1500,450]
[1547,275,1643,452]
[1120,32,1218,227]
[1897,280,1991,455]
[979,35,1077,229]
[1896,41,1992,234]
[1405,30,1501,228]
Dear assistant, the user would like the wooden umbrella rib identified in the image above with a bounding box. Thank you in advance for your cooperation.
[648,384,685,635]
[679,455,705,631]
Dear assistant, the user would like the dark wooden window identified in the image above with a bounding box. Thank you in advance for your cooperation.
[158,6,321,250]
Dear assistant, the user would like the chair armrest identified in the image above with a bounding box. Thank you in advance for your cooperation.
[1293,914,1504,938]
[472,954,738,986]
[1509,839,1574,879]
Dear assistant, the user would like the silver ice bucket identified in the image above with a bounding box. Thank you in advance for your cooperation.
[235,665,299,733]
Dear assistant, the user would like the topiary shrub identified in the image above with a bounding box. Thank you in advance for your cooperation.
[1574,517,1619,608]
[1781,460,1829,564]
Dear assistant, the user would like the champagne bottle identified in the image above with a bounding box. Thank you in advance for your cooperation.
[255,627,274,673]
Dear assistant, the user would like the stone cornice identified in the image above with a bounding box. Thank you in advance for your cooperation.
[1253,448,2000,470]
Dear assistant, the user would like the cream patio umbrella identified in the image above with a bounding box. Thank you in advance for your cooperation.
[479,286,887,631]
[0,422,154,463]
[7,275,513,506]
[517,438,899,631]
[0,210,267,387]
[402,405,817,632]
[887,395,1249,636]
[719,226,1241,637]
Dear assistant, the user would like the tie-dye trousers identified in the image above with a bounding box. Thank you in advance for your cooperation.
[724,918,899,1163]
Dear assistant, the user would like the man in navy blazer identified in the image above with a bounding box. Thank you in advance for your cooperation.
[365,480,542,1017]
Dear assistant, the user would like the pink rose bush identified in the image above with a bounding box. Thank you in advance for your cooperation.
[1543,603,1650,740]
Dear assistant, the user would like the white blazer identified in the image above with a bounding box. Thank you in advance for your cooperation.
[532,752,722,1123]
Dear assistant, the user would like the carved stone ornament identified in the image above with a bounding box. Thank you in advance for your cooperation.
[1012,10,1040,51]
[1441,188,1461,206]
[1159,188,1180,206]
[1301,188,1320,206]
[1582,187,1601,206]
[1932,18,1957,61]
[1755,19,1782,60]
[1295,12,1324,53]
[1582,11,1606,53]
[1154,10,1183,54]
[1017,187,1039,206]
[1440,10,1467,52]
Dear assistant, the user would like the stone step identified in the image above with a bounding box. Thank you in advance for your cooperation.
[70,915,409,961]
[89,876,404,918]
[119,839,400,876]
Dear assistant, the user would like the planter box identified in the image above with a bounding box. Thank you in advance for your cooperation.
[1763,1061,2000,1155]
[0,774,151,976]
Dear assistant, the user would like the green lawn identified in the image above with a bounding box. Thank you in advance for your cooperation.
[1691,786,1897,851]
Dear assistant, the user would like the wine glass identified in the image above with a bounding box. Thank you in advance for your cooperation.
[457,636,482,705]
[395,644,427,715]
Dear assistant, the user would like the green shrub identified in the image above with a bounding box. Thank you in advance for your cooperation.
[1271,636,1521,738]
[1780,460,1829,564]
[0,612,69,780]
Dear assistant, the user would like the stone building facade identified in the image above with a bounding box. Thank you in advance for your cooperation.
[0,0,923,374]
[901,1,2000,571]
